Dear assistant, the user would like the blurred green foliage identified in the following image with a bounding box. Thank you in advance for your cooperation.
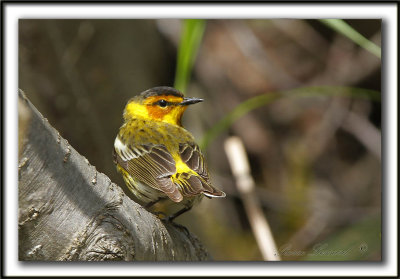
[200,86,380,150]
[320,19,381,58]
[174,19,206,93]
[171,19,381,261]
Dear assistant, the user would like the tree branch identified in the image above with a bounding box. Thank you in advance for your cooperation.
[18,89,210,261]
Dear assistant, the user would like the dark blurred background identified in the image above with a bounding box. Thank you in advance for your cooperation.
[19,19,381,261]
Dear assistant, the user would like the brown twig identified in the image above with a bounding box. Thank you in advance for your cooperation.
[224,136,281,261]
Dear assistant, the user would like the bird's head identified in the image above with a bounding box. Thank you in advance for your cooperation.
[123,86,203,126]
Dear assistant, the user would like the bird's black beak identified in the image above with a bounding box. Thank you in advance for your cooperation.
[180,97,203,106]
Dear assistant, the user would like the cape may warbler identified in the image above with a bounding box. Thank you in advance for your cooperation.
[113,87,225,220]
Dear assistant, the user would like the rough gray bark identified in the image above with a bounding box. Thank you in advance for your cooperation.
[18,89,210,261]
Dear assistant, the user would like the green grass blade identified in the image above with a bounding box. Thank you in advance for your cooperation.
[174,19,206,93]
[200,86,380,150]
[320,19,381,59]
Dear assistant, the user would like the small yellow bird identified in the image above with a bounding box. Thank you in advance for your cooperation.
[113,86,225,221]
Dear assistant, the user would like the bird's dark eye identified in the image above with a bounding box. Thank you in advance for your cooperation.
[158,100,167,107]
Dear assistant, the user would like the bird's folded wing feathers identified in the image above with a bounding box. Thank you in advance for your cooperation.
[114,143,183,202]
[179,143,226,198]
[114,138,225,202]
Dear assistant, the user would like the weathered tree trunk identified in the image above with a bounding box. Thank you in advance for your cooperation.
[18,90,210,261]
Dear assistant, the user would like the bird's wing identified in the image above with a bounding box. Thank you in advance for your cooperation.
[178,143,226,198]
[114,139,183,202]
